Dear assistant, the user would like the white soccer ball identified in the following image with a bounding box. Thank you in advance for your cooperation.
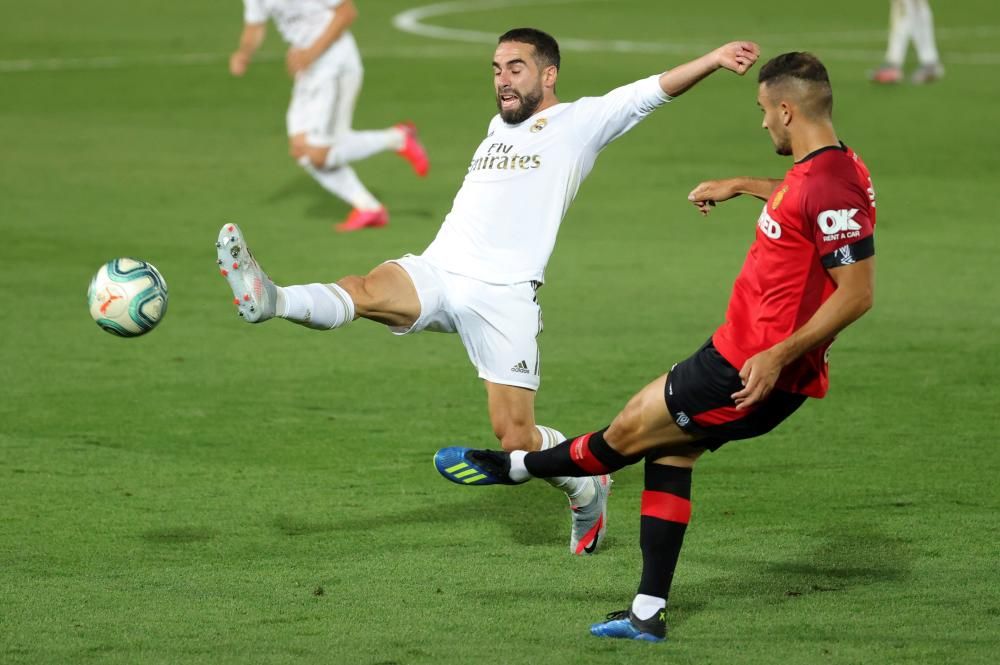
[87,258,168,337]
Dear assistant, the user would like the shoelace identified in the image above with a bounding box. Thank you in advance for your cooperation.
[468,450,508,475]
[604,609,631,621]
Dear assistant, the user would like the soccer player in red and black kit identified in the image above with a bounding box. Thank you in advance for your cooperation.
[433,51,876,642]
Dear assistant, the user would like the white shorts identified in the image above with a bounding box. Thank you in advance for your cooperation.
[389,255,544,390]
[287,67,362,140]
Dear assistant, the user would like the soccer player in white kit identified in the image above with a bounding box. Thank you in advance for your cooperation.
[229,0,430,232]
[870,0,944,84]
[217,29,759,554]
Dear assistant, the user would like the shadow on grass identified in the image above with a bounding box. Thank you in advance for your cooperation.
[272,483,566,547]
[263,175,435,223]
[141,526,217,544]
[669,525,914,627]
[261,176,348,222]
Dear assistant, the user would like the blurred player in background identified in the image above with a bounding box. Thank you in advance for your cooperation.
[230,0,429,232]
[870,0,944,84]
[217,29,759,557]
[434,52,876,642]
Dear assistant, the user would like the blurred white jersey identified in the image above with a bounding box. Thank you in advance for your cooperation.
[421,75,671,285]
[243,0,361,74]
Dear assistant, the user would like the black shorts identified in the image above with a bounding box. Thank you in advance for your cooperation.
[665,339,807,451]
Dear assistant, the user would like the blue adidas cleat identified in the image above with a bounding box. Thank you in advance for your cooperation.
[590,609,667,642]
[433,447,523,486]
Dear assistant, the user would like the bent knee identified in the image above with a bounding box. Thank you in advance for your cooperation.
[338,274,392,314]
[336,274,366,303]
[495,425,539,452]
[305,149,326,169]
[605,400,646,449]
[289,137,329,169]
[288,136,308,160]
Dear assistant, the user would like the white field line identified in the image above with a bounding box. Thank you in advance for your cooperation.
[392,0,1000,64]
[2,2,999,74]
[0,45,481,73]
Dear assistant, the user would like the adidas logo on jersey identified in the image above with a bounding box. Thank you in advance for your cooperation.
[818,208,862,241]
[511,360,530,374]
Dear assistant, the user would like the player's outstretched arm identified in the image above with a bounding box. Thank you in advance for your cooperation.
[732,258,875,409]
[687,177,784,215]
[287,0,358,75]
[658,41,760,97]
[230,23,266,77]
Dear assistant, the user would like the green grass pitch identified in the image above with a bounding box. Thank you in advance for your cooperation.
[2,1,999,663]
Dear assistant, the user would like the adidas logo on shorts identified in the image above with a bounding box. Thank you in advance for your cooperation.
[511,360,530,374]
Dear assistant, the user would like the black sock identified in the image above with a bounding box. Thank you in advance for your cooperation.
[523,428,637,478]
[637,462,692,602]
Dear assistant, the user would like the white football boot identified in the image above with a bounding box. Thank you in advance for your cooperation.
[570,474,611,555]
[215,223,276,323]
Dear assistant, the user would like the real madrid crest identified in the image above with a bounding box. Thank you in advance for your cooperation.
[530,118,547,133]
[771,185,789,210]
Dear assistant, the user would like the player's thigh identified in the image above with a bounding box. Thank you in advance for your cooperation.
[355,255,456,334]
[329,69,362,138]
[286,75,335,140]
[337,262,421,328]
[606,374,700,458]
[454,280,542,391]
[484,381,539,451]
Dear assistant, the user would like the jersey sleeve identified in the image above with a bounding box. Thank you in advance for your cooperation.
[802,172,875,269]
[243,0,269,24]
[569,74,672,150]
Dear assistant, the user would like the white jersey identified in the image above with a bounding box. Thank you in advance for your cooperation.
[421,74,671,285]
[243,0,361,75]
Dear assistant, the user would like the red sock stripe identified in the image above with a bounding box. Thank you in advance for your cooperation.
[569,433,610,475]
[641,490,692,524]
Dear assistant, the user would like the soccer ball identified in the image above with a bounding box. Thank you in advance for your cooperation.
[87,258,168,337]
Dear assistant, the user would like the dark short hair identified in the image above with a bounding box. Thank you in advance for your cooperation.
[498,27,560,70]
[758,52,833,117]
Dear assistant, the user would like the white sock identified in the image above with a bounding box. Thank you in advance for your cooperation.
[536,425,594,503]
[275,283,354,330]
[508,450,530,483]
[298,158,381,211]
[324,128,405,169]
[631,594,666,621]
[885,0,912,67]
[910,0,941,65]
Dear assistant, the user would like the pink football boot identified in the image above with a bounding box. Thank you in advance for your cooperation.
[335,207,389,233]
[395,122,430,177]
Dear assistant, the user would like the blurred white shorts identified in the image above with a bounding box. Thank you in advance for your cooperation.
[287,67,362,140]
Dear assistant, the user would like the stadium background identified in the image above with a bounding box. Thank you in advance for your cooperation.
[2,1,997,663]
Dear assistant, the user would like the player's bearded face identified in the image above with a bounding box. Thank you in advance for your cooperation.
[493,43,546,124]
[768,122,793,156]
[496,77,543,124]
[758,87,793,156]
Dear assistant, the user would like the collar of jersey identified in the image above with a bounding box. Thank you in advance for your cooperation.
[795,141,847,164]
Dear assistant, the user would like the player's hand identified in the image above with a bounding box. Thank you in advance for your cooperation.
[229,51,250,77]
[688,179,740,216]
[732,348,784,410]
[714,41,760,76]
[286,47,317,76]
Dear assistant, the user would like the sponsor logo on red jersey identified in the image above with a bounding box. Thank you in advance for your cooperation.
[817,208,862,242]
[757,208,782,239]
